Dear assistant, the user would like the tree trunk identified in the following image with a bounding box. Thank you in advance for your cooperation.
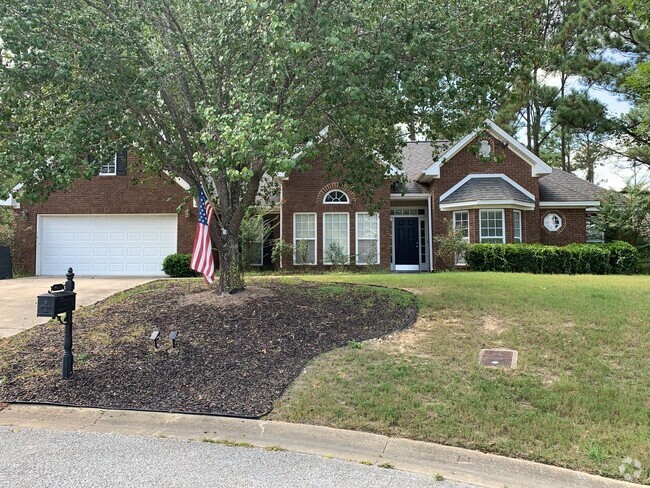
[217,231,244,294]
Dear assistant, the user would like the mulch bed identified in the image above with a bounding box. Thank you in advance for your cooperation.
[0,279,416,417]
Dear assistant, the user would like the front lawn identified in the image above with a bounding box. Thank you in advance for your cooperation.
[271,272,650,483]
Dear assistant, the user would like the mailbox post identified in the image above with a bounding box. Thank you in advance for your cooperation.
[62,268,75,379]
[37,267,77,380]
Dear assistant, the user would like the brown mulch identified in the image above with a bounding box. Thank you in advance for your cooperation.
[0,279,416,417]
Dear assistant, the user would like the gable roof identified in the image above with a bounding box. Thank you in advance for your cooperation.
[417,120,553,182]
[438,174,535,210]
[538,169,605,205]
[442,177,534,204]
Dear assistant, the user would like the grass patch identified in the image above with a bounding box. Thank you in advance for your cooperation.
[200,438,253,448]
[271,272,650,483]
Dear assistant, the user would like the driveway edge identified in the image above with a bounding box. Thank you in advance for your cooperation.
[0,404,638,488]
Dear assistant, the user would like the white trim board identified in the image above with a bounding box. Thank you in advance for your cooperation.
[390,193,431,201]
[418,119,553,181]
[539,201,600,208]
[439,173,536,202]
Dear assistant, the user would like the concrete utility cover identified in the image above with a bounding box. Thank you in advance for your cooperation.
[479,349,518,369]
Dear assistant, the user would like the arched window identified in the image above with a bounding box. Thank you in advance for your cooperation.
[323,189,349,204]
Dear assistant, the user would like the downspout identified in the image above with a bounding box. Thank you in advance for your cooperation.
[427,194,433,272]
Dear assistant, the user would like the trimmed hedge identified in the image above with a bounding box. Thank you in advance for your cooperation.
[162,253,201,277]
[464,241,639,275]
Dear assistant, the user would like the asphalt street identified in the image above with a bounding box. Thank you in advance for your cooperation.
[0,426,481,488]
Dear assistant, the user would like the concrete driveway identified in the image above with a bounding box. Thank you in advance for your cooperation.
[0,276,160,338]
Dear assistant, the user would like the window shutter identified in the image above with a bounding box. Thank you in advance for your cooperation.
[116,148,128,176]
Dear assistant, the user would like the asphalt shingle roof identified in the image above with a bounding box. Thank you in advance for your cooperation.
[401,141,449,181]
[442,177,533,204]
[538,169,605,202]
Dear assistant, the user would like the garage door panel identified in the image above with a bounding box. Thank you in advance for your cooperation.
[39,215,177,276]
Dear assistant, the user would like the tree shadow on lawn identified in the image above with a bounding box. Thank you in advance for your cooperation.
[0,279,417,417]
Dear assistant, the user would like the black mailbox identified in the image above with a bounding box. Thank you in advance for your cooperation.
[37,290,76,317]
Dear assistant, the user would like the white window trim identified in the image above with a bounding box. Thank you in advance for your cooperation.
[513,210,522,243]
[99,153,118,176]
[293,212,317,265]
[479,209,506,243]
[323,212,350,265]
[323,189,350,204]
[355,212,380,266]
[453,210,470,266]
[543,213,563,232]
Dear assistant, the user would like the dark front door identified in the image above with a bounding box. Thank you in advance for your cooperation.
[395,218,420,265]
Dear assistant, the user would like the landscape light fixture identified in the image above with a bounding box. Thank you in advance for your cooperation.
[150,330,160,348]
[169,330,179,348]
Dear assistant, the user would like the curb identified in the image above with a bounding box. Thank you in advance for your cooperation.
[0,404,639,488]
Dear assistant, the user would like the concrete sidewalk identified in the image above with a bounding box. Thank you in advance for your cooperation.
[0,276,158,338]
[0,404,637,488]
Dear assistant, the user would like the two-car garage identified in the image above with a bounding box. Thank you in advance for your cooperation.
[37,215,178,276]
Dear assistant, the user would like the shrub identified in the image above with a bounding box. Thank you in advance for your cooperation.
[464,241,639,275]
[0,208,15,248]
[325,242,348,270]
[271,239,293,270]
[433,219,467,269]
[162,253,201,277]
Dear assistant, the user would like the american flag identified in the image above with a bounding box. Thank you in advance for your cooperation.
[190,186,215,284]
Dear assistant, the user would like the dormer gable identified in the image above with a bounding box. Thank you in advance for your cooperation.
[417,120,552,182]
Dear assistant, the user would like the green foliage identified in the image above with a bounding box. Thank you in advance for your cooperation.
[0,208,15,247]
[271,239,293,270]
[433,219,467,269]
[325,242,348,270]
[593,184,650,267]
[294,239,311,266]
[162,253,200,278]
[0,0,539,291]
[239,209,276,269]
[465,241,639,274]
[598,184,650,271]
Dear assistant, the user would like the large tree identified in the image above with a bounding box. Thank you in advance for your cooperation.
[1,0,536,292]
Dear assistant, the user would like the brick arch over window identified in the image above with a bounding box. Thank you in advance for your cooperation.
[317,183,356,205]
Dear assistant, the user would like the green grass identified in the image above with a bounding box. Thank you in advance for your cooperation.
[270,272,650,483]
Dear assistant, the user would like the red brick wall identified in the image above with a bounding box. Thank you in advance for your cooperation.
[540,208,587,246]
[430,135,542,269]
[281,158,391,269]
[13,153,194,274]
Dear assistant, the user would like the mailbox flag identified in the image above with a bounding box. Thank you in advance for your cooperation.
[190,186,215,284]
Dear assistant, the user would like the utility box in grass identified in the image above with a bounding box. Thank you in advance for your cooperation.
[0,246,12,279]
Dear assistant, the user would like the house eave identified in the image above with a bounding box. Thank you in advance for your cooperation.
[0,195,20,209]
[390,193,431,201]
[539,201,600,208]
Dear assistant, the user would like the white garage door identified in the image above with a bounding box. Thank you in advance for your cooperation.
[38,214,178,276]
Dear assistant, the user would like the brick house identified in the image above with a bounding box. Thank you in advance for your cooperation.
[7,120,604,276]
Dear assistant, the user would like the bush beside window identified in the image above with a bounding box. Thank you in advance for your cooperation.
[162,253,201,277]
[464,241,639,275]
